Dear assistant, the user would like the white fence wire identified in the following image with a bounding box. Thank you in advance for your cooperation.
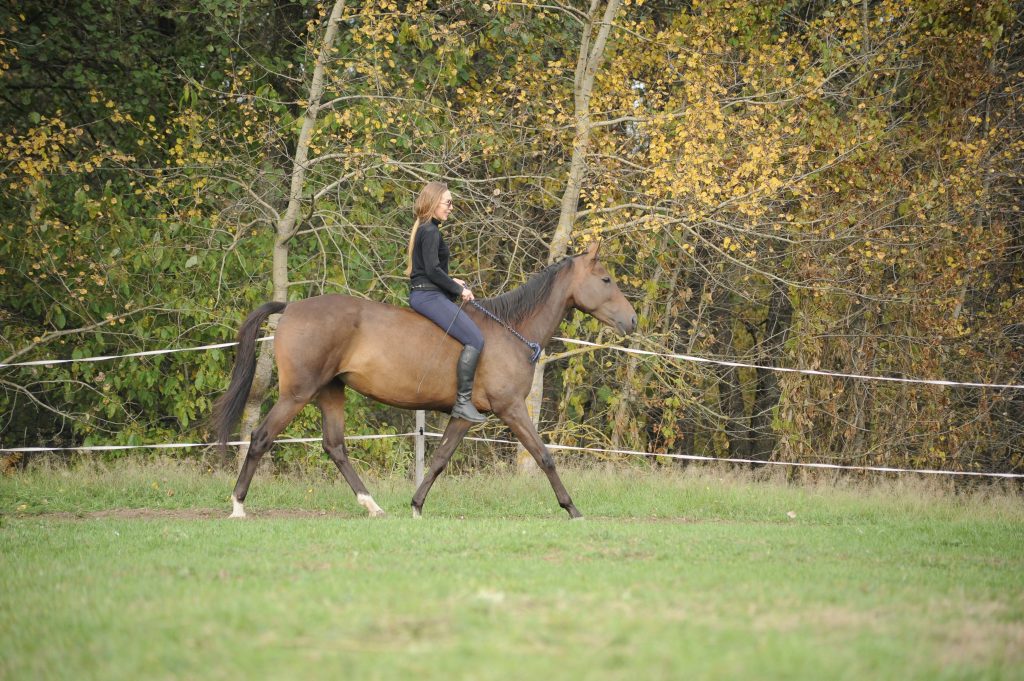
[3,335,1022,390]
[2,430,1021,479]
[2,333,1022,478]
[551,338,1024,391]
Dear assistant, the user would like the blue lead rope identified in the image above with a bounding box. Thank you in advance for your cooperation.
[468,300,542,364]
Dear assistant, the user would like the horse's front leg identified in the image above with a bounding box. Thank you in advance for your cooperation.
[499,402,582,519]
[410,416,472,518]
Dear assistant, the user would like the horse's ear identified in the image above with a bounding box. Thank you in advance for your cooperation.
[585,240,602,265]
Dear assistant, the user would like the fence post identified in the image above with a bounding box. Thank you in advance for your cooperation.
[415,410,425,486]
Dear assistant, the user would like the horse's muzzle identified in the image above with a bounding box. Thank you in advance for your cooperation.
[615,314,638,336]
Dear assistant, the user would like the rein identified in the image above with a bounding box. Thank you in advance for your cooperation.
[467,300,542,363]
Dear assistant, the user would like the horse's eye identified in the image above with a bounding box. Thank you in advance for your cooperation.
[602,277,611,284]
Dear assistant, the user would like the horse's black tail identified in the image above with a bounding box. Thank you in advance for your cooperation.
[210,301,288,450]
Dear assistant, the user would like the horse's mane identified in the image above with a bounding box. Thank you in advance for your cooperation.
[477,256,576,325]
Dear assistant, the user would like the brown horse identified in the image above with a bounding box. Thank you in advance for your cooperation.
[211,242,636,519]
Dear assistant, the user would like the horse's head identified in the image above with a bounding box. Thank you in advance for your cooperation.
[569,242,637,336]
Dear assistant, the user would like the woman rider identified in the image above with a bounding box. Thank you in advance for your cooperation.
[406,181,486,423]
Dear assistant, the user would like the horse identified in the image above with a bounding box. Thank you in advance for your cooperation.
[211,241,637,519]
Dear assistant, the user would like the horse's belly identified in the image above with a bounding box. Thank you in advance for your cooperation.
[341,371,445,410]
[340,341,459,410]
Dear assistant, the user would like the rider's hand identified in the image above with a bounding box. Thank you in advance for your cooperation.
[460,287,475,302]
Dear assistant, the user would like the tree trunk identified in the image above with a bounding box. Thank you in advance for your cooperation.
[750,285,793,460]
[236,0,348,468]
[710,285,750,459]
[547,0,622,262]
[518,0,622,472]
[610,255,667,450]
[838,299,874,463]
[671,245,711,465]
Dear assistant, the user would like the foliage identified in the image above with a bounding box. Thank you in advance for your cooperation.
[1,0,1021,474]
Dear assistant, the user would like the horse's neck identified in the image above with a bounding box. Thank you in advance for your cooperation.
[518,271,573,348]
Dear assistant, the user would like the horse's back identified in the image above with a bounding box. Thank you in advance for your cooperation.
[279,294,409,330]
[276,294,441,354]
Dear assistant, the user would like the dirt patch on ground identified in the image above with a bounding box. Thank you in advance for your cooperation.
[15,508,358,521]
[935,600,1024,667]
[940,619,1024,667]
[750,604,886,635]
[11,510,738,523]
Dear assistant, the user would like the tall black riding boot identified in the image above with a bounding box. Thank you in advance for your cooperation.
[451,345,486,423]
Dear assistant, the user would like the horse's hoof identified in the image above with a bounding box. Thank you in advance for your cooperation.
[571,515,586,521]
[230,496,246,519]
[357,493,385,517]
[412,507,422,519]
[564,504,584,520]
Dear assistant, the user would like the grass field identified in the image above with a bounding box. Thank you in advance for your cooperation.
[1,459,1022,680]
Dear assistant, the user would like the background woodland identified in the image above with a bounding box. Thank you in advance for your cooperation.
[2,0,1021,475]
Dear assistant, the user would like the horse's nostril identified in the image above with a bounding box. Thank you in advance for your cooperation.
[631,315,638,331]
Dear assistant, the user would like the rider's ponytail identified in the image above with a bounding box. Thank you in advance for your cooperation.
[404,217,422,277]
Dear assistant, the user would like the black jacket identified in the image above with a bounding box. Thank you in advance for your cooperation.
[409,219,464,297]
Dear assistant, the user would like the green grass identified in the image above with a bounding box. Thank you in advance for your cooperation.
[2,460,1022,681]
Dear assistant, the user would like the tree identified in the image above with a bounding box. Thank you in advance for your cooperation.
[2,0,1020,477]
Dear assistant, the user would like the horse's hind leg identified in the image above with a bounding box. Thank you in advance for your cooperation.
[230,395,309,518]
[318,381,385,517]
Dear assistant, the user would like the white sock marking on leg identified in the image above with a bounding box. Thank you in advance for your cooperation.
[229,495,247,519]
[357,493,385,517]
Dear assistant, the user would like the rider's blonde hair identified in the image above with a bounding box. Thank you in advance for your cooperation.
[405,181,449,277]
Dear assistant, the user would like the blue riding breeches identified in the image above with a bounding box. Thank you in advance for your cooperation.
[409,289,484,351]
